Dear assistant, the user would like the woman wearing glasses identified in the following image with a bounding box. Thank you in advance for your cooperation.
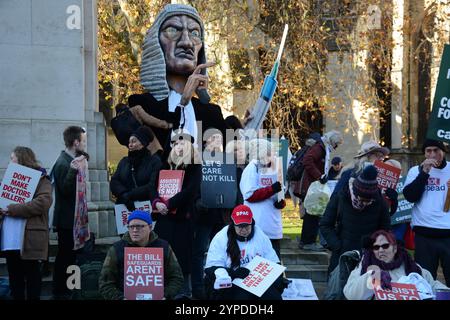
[320,165,391,274]
[343,230,448,300]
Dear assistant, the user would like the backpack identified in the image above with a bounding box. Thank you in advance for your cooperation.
[111,105,141,146]
[323,250,361,300]
[71,234,106,300]
[286,132,321,181]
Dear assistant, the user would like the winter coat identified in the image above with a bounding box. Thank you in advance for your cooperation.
[98,231,183,300]
[319,185,391,272]
[343,262,447,300]
[52,151,77,230]
[299,142,326,199]
[110,151,162,203]
[128,93,227,161]
[7,173,52,260]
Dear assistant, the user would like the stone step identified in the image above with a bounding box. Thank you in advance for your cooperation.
[284,264,328,282]
[280,248,330,266]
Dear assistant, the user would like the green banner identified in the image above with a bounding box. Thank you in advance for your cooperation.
[391,176,413,225]
[426,44,450,142]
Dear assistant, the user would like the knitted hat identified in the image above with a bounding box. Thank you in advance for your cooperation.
[354,140,390,159]
[231,205,253,225]
[131,126,154,148]
[127,210,152,225]
[140,4,207,101]
[170,128,195,146]
[352,165,379,199]
[331,156,342,165]
[422,139,447,153]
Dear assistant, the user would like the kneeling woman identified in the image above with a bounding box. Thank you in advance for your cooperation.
[204,205,283,300]
[343,230,448,300]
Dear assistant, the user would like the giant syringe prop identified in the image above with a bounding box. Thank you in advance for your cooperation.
[243,24,289,139]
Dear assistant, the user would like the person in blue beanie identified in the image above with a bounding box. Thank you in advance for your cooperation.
[99,210,183,300]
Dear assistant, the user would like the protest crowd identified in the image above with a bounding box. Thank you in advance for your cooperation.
[1,3,450,301]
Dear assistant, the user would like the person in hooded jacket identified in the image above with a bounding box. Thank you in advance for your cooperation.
[204,205,284,300]
[0,146,52,300]
[110,126,162,213]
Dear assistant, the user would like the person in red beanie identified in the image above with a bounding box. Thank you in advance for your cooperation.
[203,205,285,300]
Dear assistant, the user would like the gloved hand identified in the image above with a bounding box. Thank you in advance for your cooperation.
[125,199,136,212]
[230,267,250,279]
[319,174,328,184]
[213,268,232,290]
[385,188,398,201]
[271,181,282,193]
[274,199,286,209]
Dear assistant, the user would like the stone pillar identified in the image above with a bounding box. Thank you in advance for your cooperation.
[0,0,115,238]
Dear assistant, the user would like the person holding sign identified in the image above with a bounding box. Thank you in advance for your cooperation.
[0,147,52,300]
[320,165,391,274]
[110,126,162,214]
[99,210,183,300]
[152,128,202,298]
[403,139,450,287]
[343,230,447,300]
[51,125,88,299]
[204,205,284,300]
[240,139,286,258]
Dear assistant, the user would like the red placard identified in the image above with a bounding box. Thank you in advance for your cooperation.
[157,170,184,202]
[374,283,421,300]
[124,247,164,300]
[374,160,401,192]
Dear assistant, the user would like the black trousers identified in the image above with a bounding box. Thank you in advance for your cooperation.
[5,251,41,300]
[300,213,320,245]
[414,233,450,287]
[270,239,281,260]
[53,228,76,296]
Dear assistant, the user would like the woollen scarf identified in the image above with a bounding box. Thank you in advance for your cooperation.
[73,158,90,250]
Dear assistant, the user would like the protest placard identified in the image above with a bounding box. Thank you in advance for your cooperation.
[391,176,413,225]
[157,170,184,202]
[374,283,420,300]
[426,44,450,143]
[0,162,42,251]
[114,201,152,235]
[374,160,401,193]
[201,157,237,208]
[233,256,286,297]
[124,247,164,300]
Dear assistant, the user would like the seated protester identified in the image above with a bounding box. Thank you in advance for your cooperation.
[240,139,285,258]
[98,210,183,300]
[343,230,448,300]
[320,165,391,274]
[110,126,162,214]
[204,205,284,300]
[0,147,52,300]
[152,128,202,298]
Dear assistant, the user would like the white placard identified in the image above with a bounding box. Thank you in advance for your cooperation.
[114,201,152,235]
[0,163,43,251]
[232,256,286,297]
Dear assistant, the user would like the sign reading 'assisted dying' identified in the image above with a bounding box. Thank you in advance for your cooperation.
[426,44,450,142]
